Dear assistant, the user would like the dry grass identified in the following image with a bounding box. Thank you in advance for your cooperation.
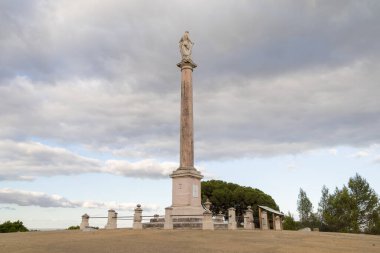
[0,229,379,253]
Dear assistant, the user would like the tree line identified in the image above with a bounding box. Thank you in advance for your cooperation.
[201,180,279,225]
[285,173,380,234]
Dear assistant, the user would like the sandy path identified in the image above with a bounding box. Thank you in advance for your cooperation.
[0,229,379,253]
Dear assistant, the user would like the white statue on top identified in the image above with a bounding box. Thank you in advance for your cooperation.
[179,31,194,61]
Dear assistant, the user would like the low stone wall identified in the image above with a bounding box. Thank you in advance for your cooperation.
[143,222,164,229]
[214,223,228,230]
[80,204,282,231]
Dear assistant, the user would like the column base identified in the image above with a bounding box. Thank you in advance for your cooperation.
[170,205,205,216]
[170,167,203,179]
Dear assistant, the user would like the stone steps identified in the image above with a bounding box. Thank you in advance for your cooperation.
[214,223,228,230]
[142,217,229,230]
[172,217,202,223]
[143,222,164,229]
[173,222,202,229]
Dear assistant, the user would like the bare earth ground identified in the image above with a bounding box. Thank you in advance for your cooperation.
[0,229,379,253]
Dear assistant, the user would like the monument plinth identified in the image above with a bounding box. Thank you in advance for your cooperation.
[170,32,204,216]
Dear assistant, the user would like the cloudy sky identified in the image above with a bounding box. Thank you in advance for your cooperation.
[1,0,380,229]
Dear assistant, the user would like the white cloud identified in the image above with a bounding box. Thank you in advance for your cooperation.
[0,206,16,210]
[103,160,176,178]
[0,188,79,208]
[0,139,101,181]
[80,201,159,212]
[0,140,182,181]
[287,163,297,172]
[0,188,159,212]
[373,156,380,164]
[352,151,370,158]
[328,149,338,156]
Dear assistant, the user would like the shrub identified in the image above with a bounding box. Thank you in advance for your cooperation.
[0,220,29,233]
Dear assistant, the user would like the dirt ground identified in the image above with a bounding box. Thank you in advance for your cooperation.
[0,229,379,253]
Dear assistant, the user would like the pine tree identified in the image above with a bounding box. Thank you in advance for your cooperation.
[318,185,330,230]
[348,173,379,233]
[297,188,313,227]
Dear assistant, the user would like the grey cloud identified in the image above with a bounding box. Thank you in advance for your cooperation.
[0,206,16,210]
[0,188,77,208]
[104,160,176,178]
[0,140,177,181]
[0,0,379,164]
[2,1,379,83]
[0,188,159,211]
[0,77,178,149]
[0,139,101,181]
[195,60,380,159]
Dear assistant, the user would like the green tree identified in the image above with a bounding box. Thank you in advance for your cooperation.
[318,185,330,231]
[67,225,80,230]
[348,173,379,233]
[321,174,380,234]
[368,207,380,234]
[323,186,355,233]
[0,220,28,233]
[201,180,279,225]
[297,188,313,227]
[283,212,300,230]
[308,212,321,229]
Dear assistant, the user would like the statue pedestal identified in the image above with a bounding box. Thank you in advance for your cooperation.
[170,167,204,216]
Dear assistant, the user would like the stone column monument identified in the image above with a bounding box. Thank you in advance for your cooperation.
[170,31,204,216]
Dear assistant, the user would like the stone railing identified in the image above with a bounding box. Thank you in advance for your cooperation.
[80,209,118,230]
[80,203,271,231]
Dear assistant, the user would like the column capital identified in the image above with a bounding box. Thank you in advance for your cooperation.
[177,59,197,70]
